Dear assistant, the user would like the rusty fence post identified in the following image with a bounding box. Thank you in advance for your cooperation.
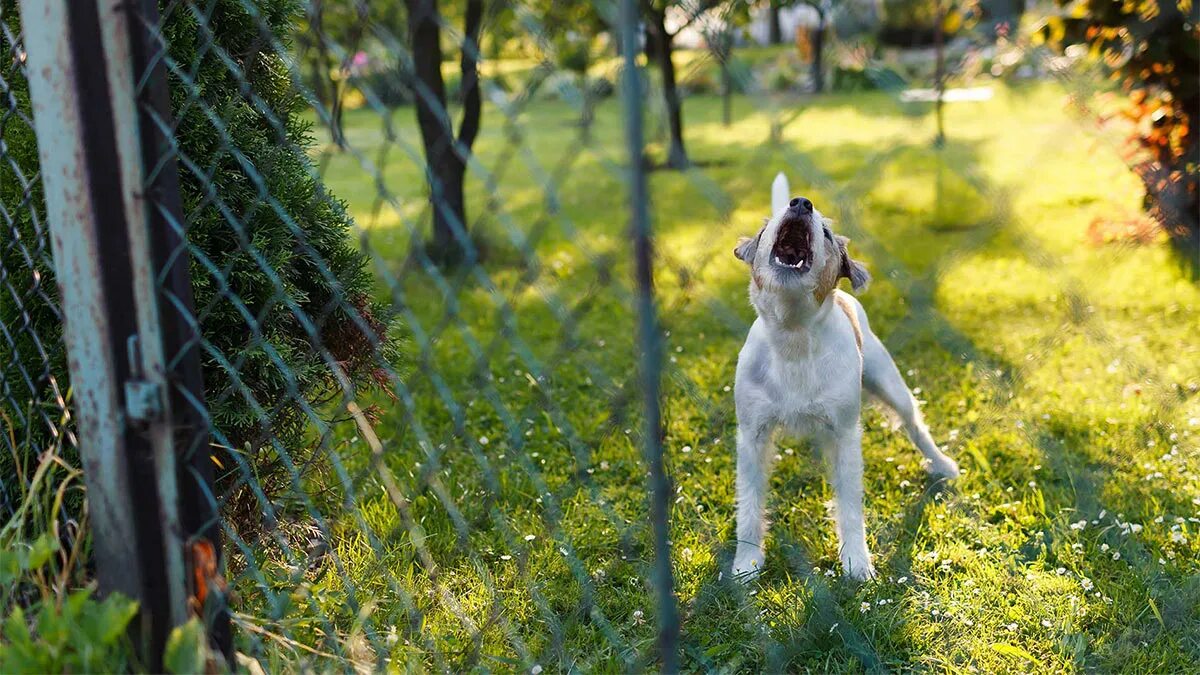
[18,0,227,667]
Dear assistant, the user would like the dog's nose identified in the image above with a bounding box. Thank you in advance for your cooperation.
[789,197,813,213]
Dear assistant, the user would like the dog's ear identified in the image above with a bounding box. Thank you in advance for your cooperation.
[734,230,761,265]
[836,235,870,291]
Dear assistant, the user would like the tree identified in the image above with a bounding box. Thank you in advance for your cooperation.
[1043,0,1199,275]
[768,0,784,43]
[701,2,751,126]
[404,0,484,265]
[640,0,720,169]
[539,2,610,142]
[767,0,834,93]
[806,0,831,92]
[296,0,371,149]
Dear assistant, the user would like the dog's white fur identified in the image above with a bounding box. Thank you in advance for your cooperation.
[731,173,959,581]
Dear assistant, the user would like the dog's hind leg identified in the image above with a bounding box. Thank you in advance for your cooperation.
[862,333,960,478]
[732,421,774,580]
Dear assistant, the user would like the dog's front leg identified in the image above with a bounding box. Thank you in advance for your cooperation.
[822,424,876,581]
[732,421,773,580]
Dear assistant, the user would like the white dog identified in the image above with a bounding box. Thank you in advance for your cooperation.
[730,173,959,581]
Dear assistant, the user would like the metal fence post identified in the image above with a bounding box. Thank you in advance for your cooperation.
[618,0,680,670]
[18,0,225,667]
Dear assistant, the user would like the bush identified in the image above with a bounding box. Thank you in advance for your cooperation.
[1,0,399,518]
[164,0,398,501]
[0,427,135,673]
[1042,1,1199,274]
[760,55,805,93]
[0,584,138,674]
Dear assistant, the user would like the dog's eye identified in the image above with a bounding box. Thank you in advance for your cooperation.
[823,227,833,241]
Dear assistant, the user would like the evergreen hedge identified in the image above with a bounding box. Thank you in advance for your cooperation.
[0,0,395,519]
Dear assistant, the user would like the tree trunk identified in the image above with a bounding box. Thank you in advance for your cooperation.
[811,10,825,93]
[722,58,732,126]
[406,0,464,263]
[579,74,595,143]
[716,31,732,127]
[310,0,344,149]
[331,1,370,152]
[459,0,483,150]
[646,8,688,169]
[405,0,484,265]
[934,1,946,146]
[768,5,783,45]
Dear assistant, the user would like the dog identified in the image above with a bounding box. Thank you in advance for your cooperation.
[730,173,959,581]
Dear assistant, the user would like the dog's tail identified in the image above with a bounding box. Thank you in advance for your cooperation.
[771,172,790,215]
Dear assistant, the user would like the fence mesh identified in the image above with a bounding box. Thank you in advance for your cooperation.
[5,0,1200,671]
[0,7,78,528]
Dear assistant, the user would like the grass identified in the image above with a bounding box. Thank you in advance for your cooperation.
[228,79,1200,672]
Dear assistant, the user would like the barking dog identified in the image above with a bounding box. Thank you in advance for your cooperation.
[730,173,959,581]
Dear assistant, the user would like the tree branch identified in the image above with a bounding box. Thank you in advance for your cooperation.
[457,0,484,150]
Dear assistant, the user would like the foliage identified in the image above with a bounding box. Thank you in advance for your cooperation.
[165,0,399,501]
[1040,0,1200,274]
[0,426,137,674]
[879,0,981,46]
[0,585,138,674]
[1,0,398,515]
[163,619,211,674]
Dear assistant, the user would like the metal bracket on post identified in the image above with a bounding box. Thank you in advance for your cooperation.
[124,335,163,426]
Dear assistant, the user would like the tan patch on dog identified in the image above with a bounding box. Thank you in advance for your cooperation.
[812,237,842,304]
[833,293,864,354]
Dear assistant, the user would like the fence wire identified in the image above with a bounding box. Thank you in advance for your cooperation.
[0,9,78,526]
[4,0,1198,671]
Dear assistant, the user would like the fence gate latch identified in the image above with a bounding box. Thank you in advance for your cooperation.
[124,334,163,425]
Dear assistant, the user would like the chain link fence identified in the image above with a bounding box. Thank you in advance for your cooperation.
[3,0,1197,671]
[0,3,83,558]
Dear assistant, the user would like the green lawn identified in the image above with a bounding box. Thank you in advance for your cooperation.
[234,81,1200,672]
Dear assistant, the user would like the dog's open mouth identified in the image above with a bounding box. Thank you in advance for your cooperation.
[771,217,812,273]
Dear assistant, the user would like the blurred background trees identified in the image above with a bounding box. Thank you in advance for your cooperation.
[286,0,1194,274]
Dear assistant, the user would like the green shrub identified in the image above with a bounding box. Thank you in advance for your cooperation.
[0,426,136,673]
[164,0,399,500]
[0,0,399,517]
[0,585,138,674]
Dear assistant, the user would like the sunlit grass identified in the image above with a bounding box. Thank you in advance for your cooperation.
[237,80,1200,671]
